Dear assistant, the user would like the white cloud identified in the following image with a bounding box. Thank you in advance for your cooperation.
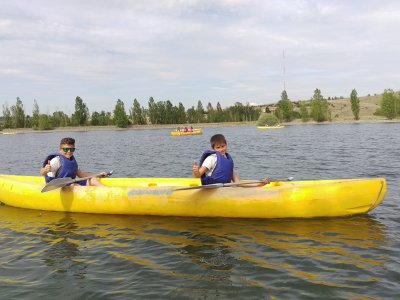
[1,0,399,114]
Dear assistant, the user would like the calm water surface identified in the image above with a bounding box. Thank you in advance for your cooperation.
[0,124,399,299]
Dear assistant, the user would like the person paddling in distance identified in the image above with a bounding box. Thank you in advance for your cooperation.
[40,137,106,187]
[192,134,269,186]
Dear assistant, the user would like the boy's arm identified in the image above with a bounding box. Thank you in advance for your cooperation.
[76,169,94,178]
[192,161,208,178]
[40,161,51,176]
[40,157,61,177]
[77,169,108,178]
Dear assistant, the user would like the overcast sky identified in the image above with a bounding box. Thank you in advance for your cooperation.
[1,0,399,115]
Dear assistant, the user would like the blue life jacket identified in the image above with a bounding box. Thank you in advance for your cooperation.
[199,150,234,185]
[42,153,79,183]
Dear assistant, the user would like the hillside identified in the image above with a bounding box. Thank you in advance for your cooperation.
[278,94,387,123]
[326,94,382,121]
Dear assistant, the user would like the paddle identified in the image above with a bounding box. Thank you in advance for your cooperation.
[41,170,113,193]
[174,177,294,191]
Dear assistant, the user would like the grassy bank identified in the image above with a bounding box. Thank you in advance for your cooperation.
[326,94,382,122]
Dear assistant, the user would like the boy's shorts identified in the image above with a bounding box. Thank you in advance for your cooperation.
[75,180,87,186]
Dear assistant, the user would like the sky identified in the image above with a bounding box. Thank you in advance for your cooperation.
[1,0,399,115]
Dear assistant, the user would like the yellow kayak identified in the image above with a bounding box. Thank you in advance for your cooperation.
[257,125,285,130]
[0,175,386,218]
[170,129,202,136]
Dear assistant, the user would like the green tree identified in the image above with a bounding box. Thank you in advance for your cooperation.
[104,111,113,125]
[11,97,25,128]
[32,99,40,129]
[206,102,215,122]
[380,89,399,119]
[92,111,113,125]
[91,111,101,126]
[177,102,186,124]
[24,115,32,128]
[2,103,12,128]
[274,107,282,121]
[310,89,328,122]
[113,99,130,128]
[350,89,360,120]
[244,103,260,121]
[148,97,158,124]
[38,114,53,130]
[71,96,89,126]
[156,101,167,124]
[256,113,279,126]
[171,106,179,124]
[214,102,225,122]
[53,111,70,127]
[277,90,293,122]
[165,100,174,124]
[130,99,146,125]
[228,102,243,122]
[299,102,309,122]
[225,102,260,122]
[397,91,400,117]
[196,100,206,123]
[186,106,196,123]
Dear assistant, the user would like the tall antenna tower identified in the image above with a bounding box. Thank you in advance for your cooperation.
[282,49,286,91]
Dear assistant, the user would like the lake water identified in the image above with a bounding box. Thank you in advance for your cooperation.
[0,123,399,299]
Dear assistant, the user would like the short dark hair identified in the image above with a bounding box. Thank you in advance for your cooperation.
[60,137,75,147]
[210,134,227,148]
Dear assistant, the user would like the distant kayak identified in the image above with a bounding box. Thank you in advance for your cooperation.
[257,125,285,130]
[170,129,202,136]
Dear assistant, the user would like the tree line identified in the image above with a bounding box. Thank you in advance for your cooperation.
[1,97,260,130]
[2,88,399,130]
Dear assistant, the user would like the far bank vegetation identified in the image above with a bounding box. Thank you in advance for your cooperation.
[258,88,400,126]
[1,88,399,130]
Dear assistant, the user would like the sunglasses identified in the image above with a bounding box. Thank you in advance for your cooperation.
[62,147,76,153]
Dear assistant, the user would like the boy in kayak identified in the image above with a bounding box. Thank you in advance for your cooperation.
[192,134,268,186]
[40,137,105,186]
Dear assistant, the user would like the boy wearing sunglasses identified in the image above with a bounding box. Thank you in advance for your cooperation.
[40,137,105,186]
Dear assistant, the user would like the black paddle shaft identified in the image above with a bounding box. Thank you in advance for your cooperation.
[174,177,293,191]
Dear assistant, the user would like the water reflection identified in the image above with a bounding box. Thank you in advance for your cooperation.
[0,205,390,298]
[41,214,87,280]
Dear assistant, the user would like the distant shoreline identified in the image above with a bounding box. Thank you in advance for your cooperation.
[1,122,255,134]
[1,118,399,134]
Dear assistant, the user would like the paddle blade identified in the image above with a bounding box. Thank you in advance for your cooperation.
[41,177,74,193]
[40,170,113,193]
[269,177,294,183]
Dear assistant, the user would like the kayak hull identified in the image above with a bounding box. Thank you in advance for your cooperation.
[170,129,202,136]
[257,125,285,130]
[0,175,386,218]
